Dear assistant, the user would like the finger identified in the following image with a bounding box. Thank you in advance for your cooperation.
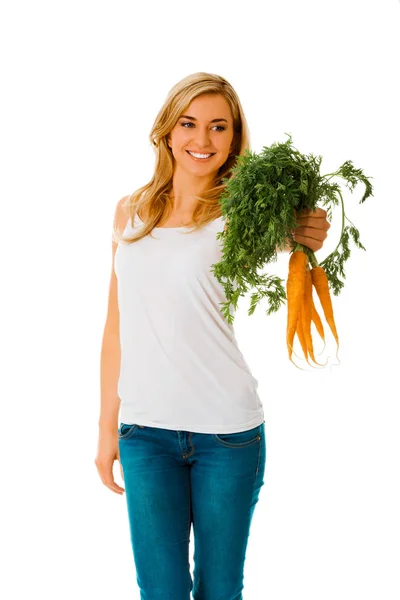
[293,234,323,252]
[95,461,125,494]
[105,482,125,495]
[100,472,125,494]
[292,226,328,241]
[298,207,327,219]
[102,475,125,494]
[295,216,331,230]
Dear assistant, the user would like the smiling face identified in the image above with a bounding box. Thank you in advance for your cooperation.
[167,93,235,179]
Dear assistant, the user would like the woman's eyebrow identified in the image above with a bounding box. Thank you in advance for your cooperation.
[180,115,228,123]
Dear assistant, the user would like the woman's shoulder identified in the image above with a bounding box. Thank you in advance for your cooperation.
[114,194,133,232]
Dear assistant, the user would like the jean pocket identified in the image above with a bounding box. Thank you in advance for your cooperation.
[118,423,138,440]
[212,424,262,448]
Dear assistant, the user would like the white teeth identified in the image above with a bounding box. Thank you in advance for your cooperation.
[188,151,213,159]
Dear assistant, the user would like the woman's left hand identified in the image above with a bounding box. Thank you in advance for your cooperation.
[291,207,331,252]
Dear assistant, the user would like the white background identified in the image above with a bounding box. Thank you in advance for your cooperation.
[1,1,399,598]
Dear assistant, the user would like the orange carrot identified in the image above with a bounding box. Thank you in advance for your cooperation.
[301,267,327,367]
[286,251,307,365]
[310,293,327,359]
[296,296,309,362]
[311,266,340,359]
[311,294,325,343]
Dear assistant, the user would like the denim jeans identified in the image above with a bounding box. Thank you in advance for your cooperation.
[118,420,266,600]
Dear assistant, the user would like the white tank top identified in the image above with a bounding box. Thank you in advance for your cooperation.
[114,211,265,434]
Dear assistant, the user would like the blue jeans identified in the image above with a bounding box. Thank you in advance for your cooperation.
[118,420,266,600]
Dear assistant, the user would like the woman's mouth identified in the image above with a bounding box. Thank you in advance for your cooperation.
[186,150,215,161]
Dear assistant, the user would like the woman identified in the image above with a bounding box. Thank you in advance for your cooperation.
[95,72,330,600]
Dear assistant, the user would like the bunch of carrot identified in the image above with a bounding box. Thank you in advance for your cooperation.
[286,250,339,368]
[212,134,373,367]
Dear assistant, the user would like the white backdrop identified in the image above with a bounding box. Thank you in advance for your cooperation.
[1,1,399,599]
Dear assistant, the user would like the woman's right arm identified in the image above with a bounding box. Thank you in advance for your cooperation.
[98,195,130,433]
[95,195,130,495]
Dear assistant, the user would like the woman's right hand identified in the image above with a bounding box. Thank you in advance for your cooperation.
[94,429,125,495]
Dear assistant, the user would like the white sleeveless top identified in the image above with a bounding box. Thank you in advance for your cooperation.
[114,211,265,434]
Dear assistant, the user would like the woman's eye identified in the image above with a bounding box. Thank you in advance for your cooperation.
[181,122,225,131]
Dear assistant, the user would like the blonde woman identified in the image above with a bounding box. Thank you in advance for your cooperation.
[95,72,330,600]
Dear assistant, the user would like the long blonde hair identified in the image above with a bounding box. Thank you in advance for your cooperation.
[113,72,251,243]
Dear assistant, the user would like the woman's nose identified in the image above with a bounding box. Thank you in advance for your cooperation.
[194,128,211,147]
